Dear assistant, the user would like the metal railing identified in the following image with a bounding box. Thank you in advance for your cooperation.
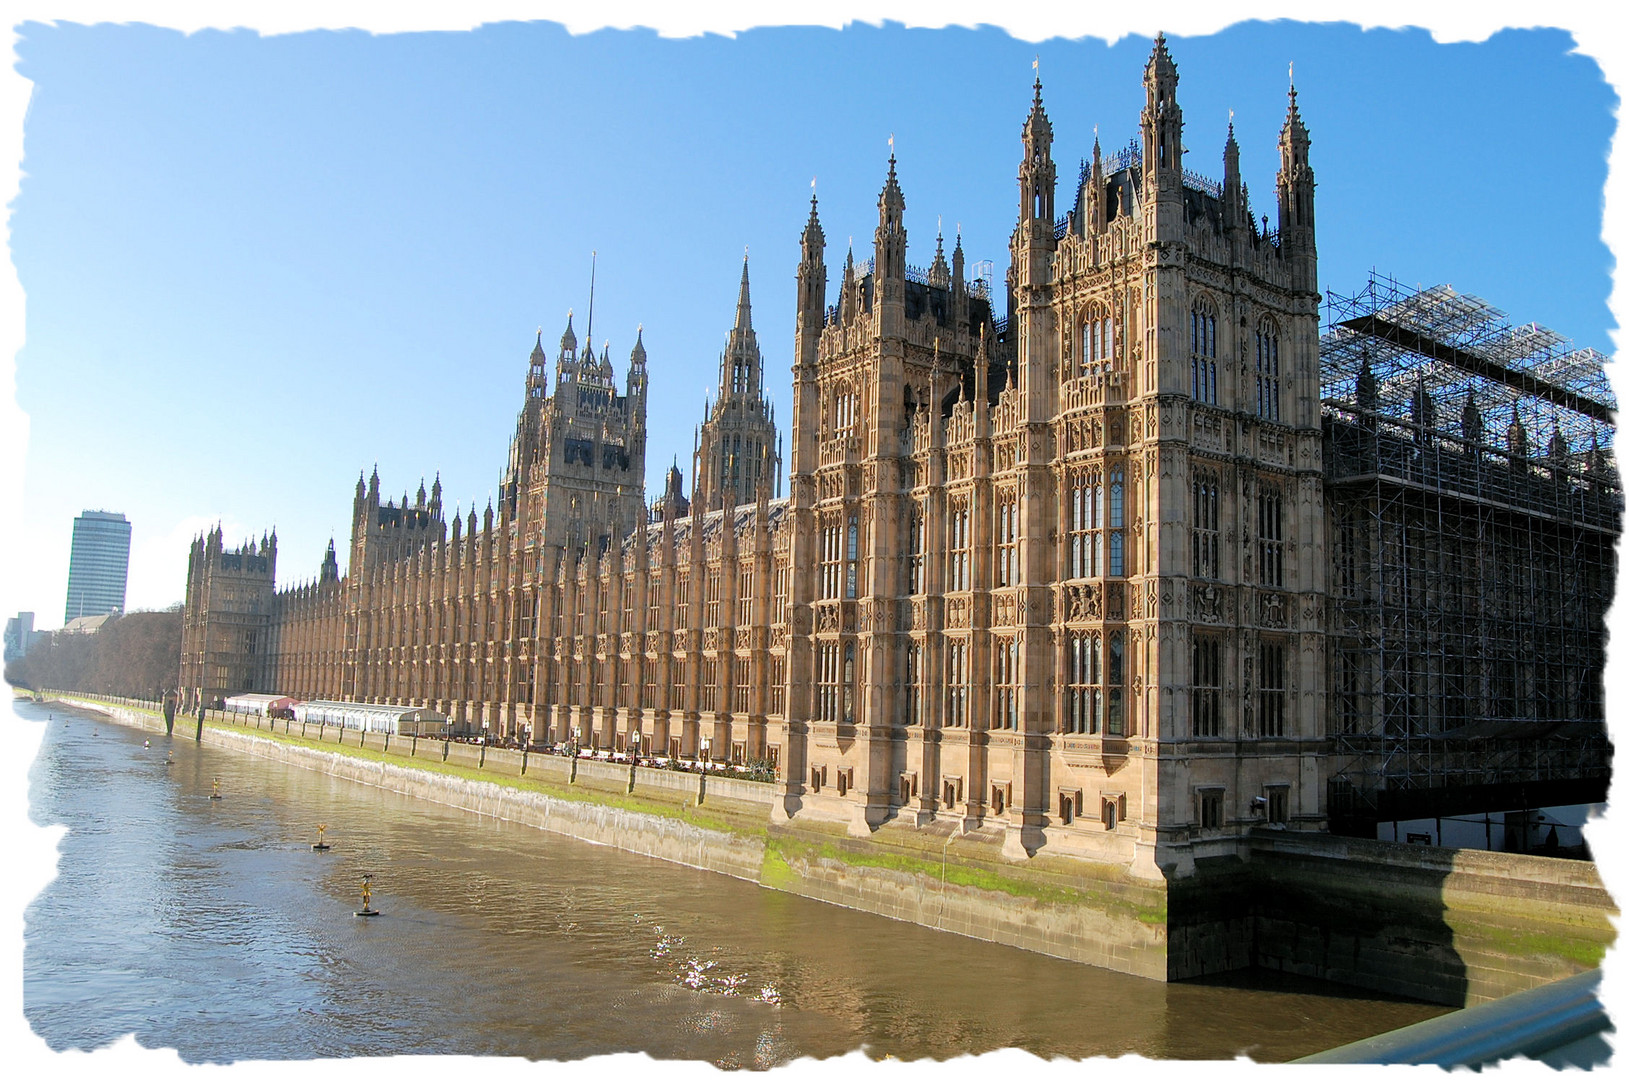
[1294,968,1610,1067]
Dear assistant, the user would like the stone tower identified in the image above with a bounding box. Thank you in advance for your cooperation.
[781,151,1002,835]
[776,36,1325,876]
[178,525,278,709]
[501,297,651,561]
[696,253,781,510]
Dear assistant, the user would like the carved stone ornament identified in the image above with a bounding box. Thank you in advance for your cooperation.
[1261,591,1288,629]
[817,605,838,633]
[1191,583,1222,623]
[1063,582,1102,623]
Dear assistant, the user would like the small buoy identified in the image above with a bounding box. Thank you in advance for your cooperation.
[143,739,150,748]
[311,823,331,851]
[208,777,223,800]
[354,875,380,916]
[165,751,175,766]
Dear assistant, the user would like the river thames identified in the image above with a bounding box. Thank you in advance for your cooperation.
[21,699,1449,1065]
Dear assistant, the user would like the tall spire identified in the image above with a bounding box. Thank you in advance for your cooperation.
[796,182,827,352]
[735,248,753,333]
[876,140,907,286]
[1276,66,1317,290]
[585,250,597,354]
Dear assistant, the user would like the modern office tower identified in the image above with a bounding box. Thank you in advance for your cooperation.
[4,611,37,662]
[64,510,132,622]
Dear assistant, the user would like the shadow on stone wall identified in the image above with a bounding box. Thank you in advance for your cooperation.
[1167,832,1615,1008]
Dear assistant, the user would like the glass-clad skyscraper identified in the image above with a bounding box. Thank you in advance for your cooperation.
[64,510,131,621]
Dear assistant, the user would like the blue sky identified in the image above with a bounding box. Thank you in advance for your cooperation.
[3,17,1617,626]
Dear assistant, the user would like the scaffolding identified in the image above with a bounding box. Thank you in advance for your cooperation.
[1320,273,1620,829]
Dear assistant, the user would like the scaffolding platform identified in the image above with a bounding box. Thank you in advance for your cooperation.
[1319,273,1619,831]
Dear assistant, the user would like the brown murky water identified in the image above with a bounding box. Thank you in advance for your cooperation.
[22,700,1449,1065]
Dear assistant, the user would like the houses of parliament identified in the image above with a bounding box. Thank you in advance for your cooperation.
[179,37,1616,878]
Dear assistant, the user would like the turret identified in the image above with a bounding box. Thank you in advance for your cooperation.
[320,539,340,583]
[1015,68,1057,256]
[797,189,827,349]
[1507,407,1530,463]
[628,326,648,404]
[528,330,548,399]
[929,226,950,289]
[720,252,761,399]
[1277,76,1317,292]
[1222,120,1249,243]
[1461,390,1483,445]
[875,149,907,306]
[556,310,579,386]
[1140,33,1184,240]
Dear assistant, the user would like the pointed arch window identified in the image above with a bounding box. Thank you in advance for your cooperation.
[1255,319,1282,422]
[1079,304,1117,376]
[1068,470,1103,579]
[948,499,971,592]
[1193,636,1222,737]
[1257,483,1284,588]
[841,641,856,722]
[995,489,1019,588]
[906,501,925,595]
[1065,632,1102,734]
[1106,631,1127,736]
[845,513,860,599]
[1191,299,1218,405]
[1108,467,1126,577]
[1192,469,1220,580]
[944,638,969,727]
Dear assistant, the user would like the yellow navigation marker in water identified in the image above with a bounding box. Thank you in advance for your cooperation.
[209,777,222,800]
[355,874,380,917]
[311,824,331,851]
[166,750,174,766]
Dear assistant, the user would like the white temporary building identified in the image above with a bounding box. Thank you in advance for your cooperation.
[290,699,450,737]
[223,693,298,717]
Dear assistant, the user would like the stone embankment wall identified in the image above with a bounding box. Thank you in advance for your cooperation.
[45,694,1615,1004]
[1245,832,1616,1006]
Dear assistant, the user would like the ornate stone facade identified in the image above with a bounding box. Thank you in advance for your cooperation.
[179,38,1611,879]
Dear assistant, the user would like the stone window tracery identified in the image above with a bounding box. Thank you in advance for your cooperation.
[1068,470,1104,579]
[1255,318,1282,422]
[1191,297,1218,404]
[1065,632,1102,735]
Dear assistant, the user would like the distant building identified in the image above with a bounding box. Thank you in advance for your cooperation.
[64,510,132,622]
[61,612,119,634]
[3,611,40,661]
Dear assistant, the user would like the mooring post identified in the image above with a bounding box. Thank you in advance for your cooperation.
[442,738,449,762]
[628,759,637,794]
[195,704,204,743]
[697,769,706,805]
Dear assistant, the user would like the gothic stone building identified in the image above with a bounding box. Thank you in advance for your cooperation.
[180,37,1613,880]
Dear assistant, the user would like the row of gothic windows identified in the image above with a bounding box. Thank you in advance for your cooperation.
[1192,636,1289,738]
[1189,301,1283,422]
